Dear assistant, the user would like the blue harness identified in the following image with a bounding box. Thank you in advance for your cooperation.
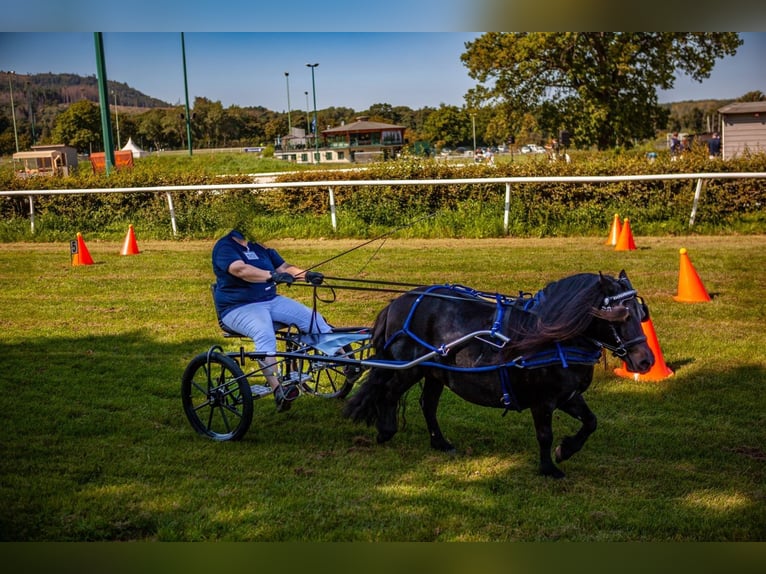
[383,284,603,412]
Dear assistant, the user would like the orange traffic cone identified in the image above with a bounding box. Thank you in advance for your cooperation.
[71,232,94,266]
[614,217,636,251]
[674,248,710,302]
[605,213,622,246]
[614,318,674,381]
[120,224,140,256]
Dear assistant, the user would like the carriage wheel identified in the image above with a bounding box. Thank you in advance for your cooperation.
[181,351,253,441]
[292,340,371,399]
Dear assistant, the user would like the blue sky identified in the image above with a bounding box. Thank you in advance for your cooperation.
[3,1,471,33]
[1,32,763,112]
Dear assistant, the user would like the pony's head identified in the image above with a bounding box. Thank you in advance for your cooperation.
[588,270,655,374]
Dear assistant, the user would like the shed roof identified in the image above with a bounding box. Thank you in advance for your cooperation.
[13,150,61,159]
[718,101,766,114]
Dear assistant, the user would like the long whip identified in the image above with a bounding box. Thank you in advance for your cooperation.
[302,212,437,272]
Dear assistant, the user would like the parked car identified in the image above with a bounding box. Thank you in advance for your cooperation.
[521,144,546,154]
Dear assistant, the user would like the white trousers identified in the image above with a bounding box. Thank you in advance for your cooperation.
[221,295,331,353]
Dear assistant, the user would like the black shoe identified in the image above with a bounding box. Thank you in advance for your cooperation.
[274,383,300,413]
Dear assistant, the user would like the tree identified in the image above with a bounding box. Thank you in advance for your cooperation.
[421,104,472,149]
[738,90,765,102]
[135,109,168,151]
[461,33,743,149]
[193,97,226,148]
[51,100,103,153]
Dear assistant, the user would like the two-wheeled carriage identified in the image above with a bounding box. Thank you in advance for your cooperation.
[181,322,373,441]
[181,284,374,441]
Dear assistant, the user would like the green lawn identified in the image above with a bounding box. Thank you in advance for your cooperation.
[0,235,764,541]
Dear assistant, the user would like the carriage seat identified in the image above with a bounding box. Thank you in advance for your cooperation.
[209,284,287,338]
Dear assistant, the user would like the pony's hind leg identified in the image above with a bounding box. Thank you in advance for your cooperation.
[420,375,455,453]
[375,369,424,444]
[530,405,565,478]
[554,393,597,464]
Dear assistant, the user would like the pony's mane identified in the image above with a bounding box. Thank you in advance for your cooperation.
[508,273,606,353]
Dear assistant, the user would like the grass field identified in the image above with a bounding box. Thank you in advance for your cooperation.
[0,235,764,541]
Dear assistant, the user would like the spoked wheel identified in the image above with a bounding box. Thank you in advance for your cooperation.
[181,350,253,441]
[289,338,371,399]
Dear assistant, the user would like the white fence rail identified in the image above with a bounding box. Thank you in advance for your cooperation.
[2,172,765,234]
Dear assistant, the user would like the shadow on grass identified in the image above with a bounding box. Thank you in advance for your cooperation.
[1,329,764,541]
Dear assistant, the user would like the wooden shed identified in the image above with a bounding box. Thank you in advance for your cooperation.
[717,101,766,160]
[12,144,79,178]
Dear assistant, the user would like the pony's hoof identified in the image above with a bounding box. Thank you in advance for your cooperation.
[540,465,566,479]
[431,440,455,453]
[554,445,563,463]
[376,431,395,444]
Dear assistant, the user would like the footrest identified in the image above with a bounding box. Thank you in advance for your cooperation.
[249,384,272,397]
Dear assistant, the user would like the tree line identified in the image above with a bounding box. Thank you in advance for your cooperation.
[2,33,763,156]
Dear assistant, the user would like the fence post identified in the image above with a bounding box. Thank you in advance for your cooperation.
[503,182,511,235]
[166,192,178,235]
[689,178,704,227]
[28,195,35,234]
[328,186,337,232]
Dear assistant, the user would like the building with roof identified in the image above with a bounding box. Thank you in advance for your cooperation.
[717,101,766,159]
[12,144,78,178]
[274,117,406,164]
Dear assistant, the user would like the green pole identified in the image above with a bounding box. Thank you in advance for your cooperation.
[181,32,193,156]
[94,33,115,175]
[306,63,319,163]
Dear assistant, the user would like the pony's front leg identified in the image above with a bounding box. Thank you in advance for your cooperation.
[420,376,455,452]
[554,394,597,464]
[530,405,565,478]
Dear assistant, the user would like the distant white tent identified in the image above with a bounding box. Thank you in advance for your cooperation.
[121,137,149,158]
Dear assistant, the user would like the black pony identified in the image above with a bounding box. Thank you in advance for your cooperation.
[344,271,655,478]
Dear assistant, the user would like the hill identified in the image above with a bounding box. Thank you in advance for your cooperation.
[0,71,171,110]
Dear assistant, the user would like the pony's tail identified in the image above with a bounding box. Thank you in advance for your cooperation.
[342,371,387,426]
[343,304,392,426]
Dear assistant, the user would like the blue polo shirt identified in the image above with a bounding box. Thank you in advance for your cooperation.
[212,231,286,319]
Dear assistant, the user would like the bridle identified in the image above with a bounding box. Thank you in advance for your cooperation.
[590,286,649,359]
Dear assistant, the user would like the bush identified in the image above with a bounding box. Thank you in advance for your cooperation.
[1,150,764,241]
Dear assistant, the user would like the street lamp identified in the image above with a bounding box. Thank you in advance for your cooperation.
[284,72,292,145]
[471,113,476,156]
[306,63,319,163]
[8,71,19,153]
[304,91,310,145]
[112,89,121,149]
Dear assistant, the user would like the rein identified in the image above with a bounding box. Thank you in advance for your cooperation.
[294,277,512,305]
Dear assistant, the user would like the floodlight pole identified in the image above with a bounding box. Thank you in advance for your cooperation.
[306,63,319,163]
[181,32,193,156]
[112,89,121,149]
[8,71,19,153]
[285,72,292,143]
